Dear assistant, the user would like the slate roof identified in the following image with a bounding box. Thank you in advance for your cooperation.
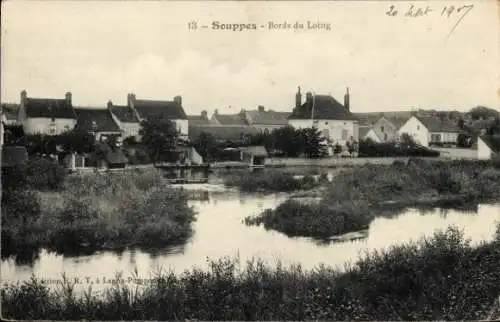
[1,103,19,121]
[134,99,187,120]
[74,108,122,133]
[359,126,372,138]
[213,113,248,126]
[110,105,139,123]
[2,146,28,167]
[246,110,291,126]
[188,125,259,142]
[289,95,357,120]
[382,116,408,130]
[187,115,213,126]
[479,135,500,153]
[25,98,76,119]
[353,111,413,126]
[416,116,461,133]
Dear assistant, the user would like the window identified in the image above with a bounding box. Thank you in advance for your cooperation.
[325,122,328,125]
[417,125,420,130]
[264,128,270,135]
[380,126,385,132]
[322,129,330,138]
[431,133,441,143]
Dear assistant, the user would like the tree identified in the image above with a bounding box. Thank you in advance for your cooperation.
[193,131,217,161]
[139,118,179,163]
[487,117,500,135]
[24,134,59,156]
[273,125,304,157]
[56,129,95,154]
[300,127,328,158]
[467,106,499,120]
[400,133,417,147]
[249,132,276,152]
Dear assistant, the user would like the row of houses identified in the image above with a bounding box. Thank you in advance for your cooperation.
[2,88,499,160]
[1,87,359,154]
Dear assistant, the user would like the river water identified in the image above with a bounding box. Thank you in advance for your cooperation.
[2,181,500,291]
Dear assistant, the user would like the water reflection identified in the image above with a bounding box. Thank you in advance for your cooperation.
[2,187,499,291]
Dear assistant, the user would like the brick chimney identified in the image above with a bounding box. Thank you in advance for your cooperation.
[65,92,72,106]
[258,105,265,113]
[295,86,302,108]
[127,93,136,107]
[344,87,350,111]
[305,92,313,103]
[214,108,218,115]
[20,90,27,104]
[174,95,182,106]
[201,110,208,120]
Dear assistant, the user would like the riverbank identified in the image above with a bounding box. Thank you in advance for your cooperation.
[246,159,500,239]
[223,169,327,192]
[1,168,197,259]
[2,225,499,320]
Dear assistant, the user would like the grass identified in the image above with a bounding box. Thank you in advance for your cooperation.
[2,225,500,320]
[223,169,325,192]
[245,159,500,239]
[1,167,197,258]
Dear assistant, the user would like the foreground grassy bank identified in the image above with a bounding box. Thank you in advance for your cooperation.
[2,226,499,320]
[1,165,196,258]
[246,159,500,238]
[223,169,327,192]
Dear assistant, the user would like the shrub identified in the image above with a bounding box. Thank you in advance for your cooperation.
[358,139,440,157]
[24,158,67,191]
[3,225,499,320]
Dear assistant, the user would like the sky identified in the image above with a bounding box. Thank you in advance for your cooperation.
[1,0,499,115]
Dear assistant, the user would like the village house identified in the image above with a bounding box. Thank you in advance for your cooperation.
[187,110,212,126]
[243,106,291,134]
[17,90,78,135]
[74,107,123,142]
[126,93,189,139]
[371,116,408,142]
[398,115,461,147]
[210,109,249,126]
[359,126,382,143]
[477,135,500,160]
[288,87,359,155]
[1,103,20,126]
[107,100,141,140]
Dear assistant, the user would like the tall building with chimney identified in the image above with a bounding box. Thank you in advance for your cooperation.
[288,86,359,154]
[17,90,78,135]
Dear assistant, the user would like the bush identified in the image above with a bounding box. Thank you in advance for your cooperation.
[2,157,68,191]
[3,225,499,320]
[2,172,197,257]
[245,199,371,238]
[358,139,440,157]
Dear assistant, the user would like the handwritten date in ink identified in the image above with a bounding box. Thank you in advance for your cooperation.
[385,4,474,38]
[386,4,474,19]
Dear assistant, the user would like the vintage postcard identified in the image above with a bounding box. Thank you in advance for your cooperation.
[1,0,499,320]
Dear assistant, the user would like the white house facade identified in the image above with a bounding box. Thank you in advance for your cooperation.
[398,115,461,147]
[398,116,428,146]
[288,87,358,155]
[477,136,493,160]
[18,90,78,136]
